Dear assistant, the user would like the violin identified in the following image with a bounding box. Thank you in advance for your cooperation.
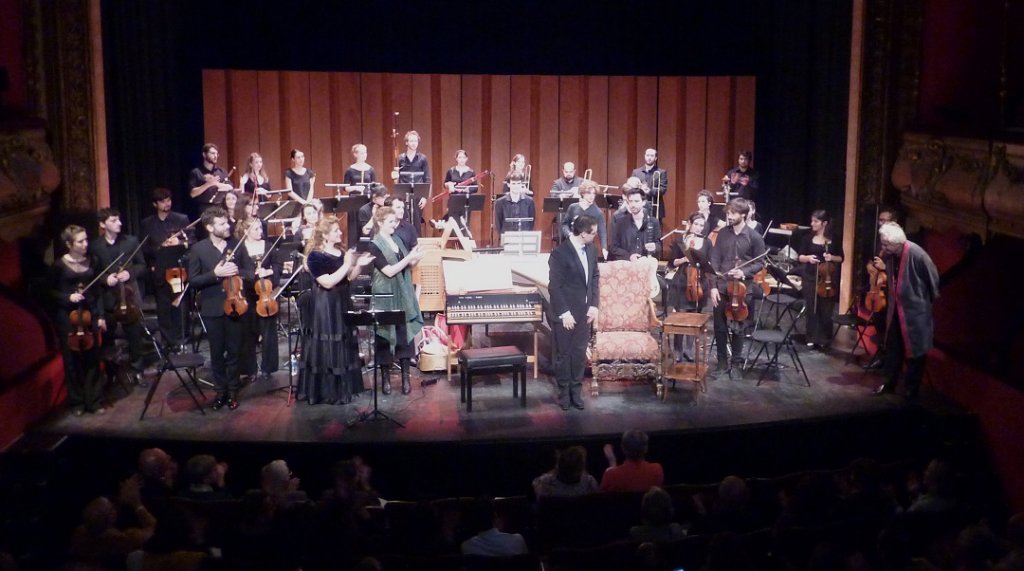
[222,246,248,317]
[111,236,148,324]
[252,234,285,318]
[752,268,770,296]
[165,266,187,294]
[723,256,750,321]
[68,286,98,352]
[815,242,837,298]
[864,250,888,313]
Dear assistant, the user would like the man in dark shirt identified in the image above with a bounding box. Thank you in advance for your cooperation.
[89,208,157,374]
[721,150,759,202]
[609,188,661,261]
[495,183,536,235]
[386,196,419,250]
[550,162,583,197]
[189,143,234,213]
[631,148,668,223]
[140,187,192,347]
[709,198,766,372]
[393,130,430,228]
[188,207,243,410]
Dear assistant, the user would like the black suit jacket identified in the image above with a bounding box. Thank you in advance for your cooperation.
[188,238,237,317]
[548,238,600,321]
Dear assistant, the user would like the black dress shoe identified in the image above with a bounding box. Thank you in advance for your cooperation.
[381,379,392,395]
[863,357,884,370]
[572,402,585,410]
[559,403,570,411]
[211,396,228,410]
[873,384,895,396]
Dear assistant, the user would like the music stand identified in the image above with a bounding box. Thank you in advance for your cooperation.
[154,244,188,348]
[266,261,306,405]
[501,230,543,256]
[595,193,622,238]
[543,196,579,245]
[346,299,405,428]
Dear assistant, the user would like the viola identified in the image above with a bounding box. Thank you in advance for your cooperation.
[222,246,249,317]
[165,266,188,294]
[68,293,97,352]
[816,259,837,298]
[112,280,142,324]
[724,278,749,321]
[252,254,278,318]
[753,267,770,296]
[864,251,888,313]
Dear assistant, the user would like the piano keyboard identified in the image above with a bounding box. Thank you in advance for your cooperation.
[445,290,544,324]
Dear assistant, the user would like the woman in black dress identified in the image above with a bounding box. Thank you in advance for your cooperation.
[668,212,712,360]
[368,206,425,395]
[240,152,272,199]
[502,153,531,195]
[284,148,316,203]
[797,209,844,350]
[439,149,476,233]
[52,225,107,415]
[343,143,376,191]
[299,215,373,404]
[236,217,281,380]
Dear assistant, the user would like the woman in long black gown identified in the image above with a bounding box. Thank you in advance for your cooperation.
[667,212,712,361]
[52,225,107,415]
[298,215,374,404]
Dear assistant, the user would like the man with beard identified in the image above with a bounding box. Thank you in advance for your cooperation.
[609,187,661,261]
[140,187,192,347]
[709,198,766,373]
[631,148,668,223]
[188,207,243,410]
[189,143,234,212]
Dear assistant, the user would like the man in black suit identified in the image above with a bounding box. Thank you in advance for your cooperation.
[548,214,600,411]
[188,206,243,410]
[140,187,192,347]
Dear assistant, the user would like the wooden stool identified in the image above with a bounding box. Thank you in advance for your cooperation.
[661,312,711,395]
[458,346,528,412]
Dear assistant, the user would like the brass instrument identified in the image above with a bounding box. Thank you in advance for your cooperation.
[524,164,532,195]
[651,170,662,220]
[582,168,593,182]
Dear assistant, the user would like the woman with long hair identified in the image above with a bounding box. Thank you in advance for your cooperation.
[797,209,845,350]
[367,206,425,395]
[240,152,271,200]
[284,148,316,203]
[299,215,373,404]
[235,217,281,380]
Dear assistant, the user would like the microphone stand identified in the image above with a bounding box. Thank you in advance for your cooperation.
[348,293,403,428]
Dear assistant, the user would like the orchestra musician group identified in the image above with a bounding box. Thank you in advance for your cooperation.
[50,135,936,417]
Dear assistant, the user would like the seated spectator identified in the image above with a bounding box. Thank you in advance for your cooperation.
[460,498,529,557]
[68,476,156,568]
[136,448,178,514]
[532,446,600,498]
[835,458,898,529]
[691,475,765,535]
[775,471,840,531]
[704,531,756,571]
[239,459,312,570]
[629,487,686,542]
[907,458,958,514]
[125,506,211,571]
[176,455,231,501]
[320,457,380,516]
[600,430,664,493]
[957,524,1009,571]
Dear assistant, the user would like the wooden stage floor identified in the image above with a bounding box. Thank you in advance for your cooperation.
[33,323,955,447]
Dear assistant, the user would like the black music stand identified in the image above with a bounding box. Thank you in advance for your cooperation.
[543,196,579,245]
[346,300,405,428]
[323,195,369,249]
[265,246,304,404]
[154,244,188,348]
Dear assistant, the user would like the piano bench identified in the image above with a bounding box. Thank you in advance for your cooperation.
[458,346,528,412]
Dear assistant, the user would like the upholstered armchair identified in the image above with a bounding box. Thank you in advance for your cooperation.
[589,259,662,395]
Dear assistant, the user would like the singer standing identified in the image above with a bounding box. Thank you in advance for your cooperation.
[343,143,376,191]
[609,188,661,261]
[189,143,234,213]
[548,215,600,411]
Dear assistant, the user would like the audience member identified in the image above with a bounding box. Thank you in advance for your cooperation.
[600,430,664,493]
[907,458,958,514]
[628,487,686,542]
[68,476,156,568]
[136,448,178,513]
[125,506,211,571]
[460,498,529,557]
[532,446,600,498]
[176,455,232,501]
[691,475,765,535]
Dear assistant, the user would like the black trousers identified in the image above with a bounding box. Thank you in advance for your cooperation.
[713,289,758,362]
[553,318,590,406]
[240,311,279,375]
[153,276,187,346]
[204,314,243,397]
[883,323,926,396]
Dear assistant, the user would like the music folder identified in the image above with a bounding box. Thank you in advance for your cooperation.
[542,196,579,213]
[320,195,368,214]
[595,194,622,210]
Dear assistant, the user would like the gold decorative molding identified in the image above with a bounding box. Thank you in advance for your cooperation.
[0,129,60,241]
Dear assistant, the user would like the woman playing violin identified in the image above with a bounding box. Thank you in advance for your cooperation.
[668,212,712,361]
[236,217,281,381]
[796,209,845,350]
[52,225,106,415]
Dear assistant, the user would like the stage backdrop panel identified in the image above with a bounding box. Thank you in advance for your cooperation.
[202,70,755,248]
